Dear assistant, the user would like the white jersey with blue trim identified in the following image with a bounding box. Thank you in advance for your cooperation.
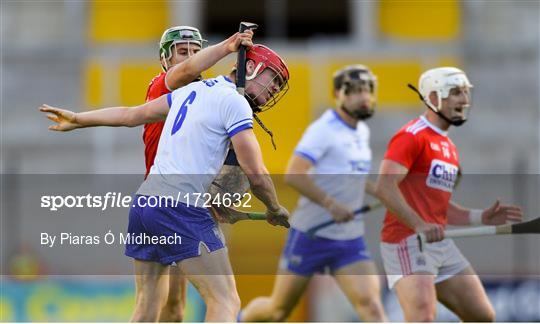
[291,109,372,240]
[137,75,253,205]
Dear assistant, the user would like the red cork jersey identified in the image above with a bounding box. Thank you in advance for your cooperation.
[381,116,460,243]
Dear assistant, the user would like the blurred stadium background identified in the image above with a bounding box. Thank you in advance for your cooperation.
[1,0,539,322]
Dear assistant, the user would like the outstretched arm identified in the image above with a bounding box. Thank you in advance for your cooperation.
[165,30,254,90]
[40,94,170,131]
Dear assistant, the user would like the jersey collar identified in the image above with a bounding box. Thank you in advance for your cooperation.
[331,109,357,130]
[218,75,236,89]
[420,115,448,136]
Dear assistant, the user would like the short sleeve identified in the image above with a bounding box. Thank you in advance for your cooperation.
[166,93,173,108]
[167,87,188,110]
[293,123,331,165]
[221,93,253,138]
[383,131,420,169]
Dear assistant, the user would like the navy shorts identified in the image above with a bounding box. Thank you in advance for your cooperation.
[124,195,225,265]
[279,228,372,276]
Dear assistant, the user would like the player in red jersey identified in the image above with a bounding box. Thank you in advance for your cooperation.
[375,67,523,321]
[143,26,253,321]
[144,26,253,178]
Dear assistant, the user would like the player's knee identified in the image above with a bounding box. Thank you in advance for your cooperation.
[407,308,436,323]
[354,295,384,318]
[207,289,241,315]
[415,312,436,322]
[406,300,436,322]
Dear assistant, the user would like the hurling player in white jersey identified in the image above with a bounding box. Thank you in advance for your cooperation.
[241,65,387,322]
[41,44,291,322]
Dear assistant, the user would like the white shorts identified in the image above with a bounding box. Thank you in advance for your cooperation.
[380,234,470,289]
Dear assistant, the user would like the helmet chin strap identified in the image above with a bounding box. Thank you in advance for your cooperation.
[243,92,277,150]
[339,83,375,121]
[341,104,373,121]
[253,114,276,150]
[407,84,467,127]
[341,105,358,119]
[244,92,260,112]
[449,116,466,126]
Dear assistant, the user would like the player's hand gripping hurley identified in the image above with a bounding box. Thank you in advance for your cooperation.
[417,217,540,250]
[236,22,258,97]
[306,201,383,237]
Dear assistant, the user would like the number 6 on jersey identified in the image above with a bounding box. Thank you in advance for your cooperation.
[171,91,197,135]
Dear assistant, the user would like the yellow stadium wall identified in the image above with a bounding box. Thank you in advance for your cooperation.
[379,0,460,40]
[88,0,169,43]
[84,57,461,110]
[118,63,163,105]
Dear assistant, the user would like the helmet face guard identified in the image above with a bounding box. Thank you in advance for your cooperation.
[243,45,290,113]
[417,67,473,126]
[333,65,378,120]
[159,26,207,71]
[247,67,290,113]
